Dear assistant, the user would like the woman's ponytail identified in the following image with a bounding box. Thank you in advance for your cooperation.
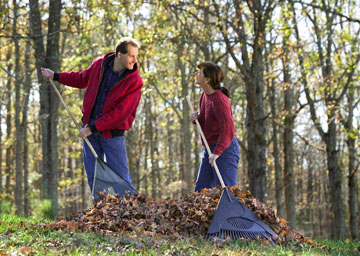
[219,86,231,98]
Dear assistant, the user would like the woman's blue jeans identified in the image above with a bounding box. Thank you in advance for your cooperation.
[194,137,239,192]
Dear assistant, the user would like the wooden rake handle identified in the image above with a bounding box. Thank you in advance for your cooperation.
[49,78,98,158]
[186,95,226,188]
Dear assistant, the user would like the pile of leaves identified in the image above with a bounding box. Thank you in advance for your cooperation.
[48,186,315,245]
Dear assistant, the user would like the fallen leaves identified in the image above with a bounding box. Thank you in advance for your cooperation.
[48,186,313,245]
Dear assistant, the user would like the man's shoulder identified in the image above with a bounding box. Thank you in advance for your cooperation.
[91,56,106,67]
[127,67,143,84]
[92,52,114,65]
[131,73,143,87]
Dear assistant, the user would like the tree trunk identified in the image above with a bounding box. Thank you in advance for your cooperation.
[343,79,359,239]
[46,0,61,217]
[0,88,2,213]
[80,158,86,210]
[150,101,158,199]
[126,129,136,187]
[312,165,319,237]
[166,117,174,189]
[66,146,75,216]
[13,0,24,216]
[306,156,314,237]
[177,45,192,193]
[134,140,142,191]
[129,125,143,191]
[269,77,284,218]
[150,102,157,199]
[23,36,32,217]
[244,8,268,201]
[144,96,150,196]
[5,48,13,199]
[282,42,296,229]
[191,84,200,184]
[246,64,267,202]
[154,125,161,199]
[29,0,61,216]
[346,89,359,239]
[347,135,358,239]
[265,43,284,218]
[29,0,46,198]
[326,121,346,239]
[179,131,185,195]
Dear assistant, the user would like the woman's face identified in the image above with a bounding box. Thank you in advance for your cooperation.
[195,67,206,86]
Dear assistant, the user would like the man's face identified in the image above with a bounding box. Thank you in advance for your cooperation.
[118,45,138,70]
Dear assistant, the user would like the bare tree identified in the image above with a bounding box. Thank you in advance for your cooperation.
[13,0,24,215]
[212,0,278,202]
[291,1,360,239]
[281,12,296,228]
[29,0,61,216]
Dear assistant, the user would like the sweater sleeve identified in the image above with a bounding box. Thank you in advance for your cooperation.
[212,96,235,156]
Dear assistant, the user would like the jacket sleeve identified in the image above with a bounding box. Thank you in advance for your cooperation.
[58,58,100,89]
[94,78,143,131]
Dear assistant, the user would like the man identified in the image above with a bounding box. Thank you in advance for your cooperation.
[41,37,143,194]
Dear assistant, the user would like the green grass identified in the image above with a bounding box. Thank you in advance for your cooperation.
[0,214,359,255]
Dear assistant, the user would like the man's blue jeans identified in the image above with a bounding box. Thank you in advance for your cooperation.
[83,128,131,193]
[194,137,239,192]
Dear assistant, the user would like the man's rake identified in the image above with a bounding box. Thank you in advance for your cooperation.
[186,96,276,242]
[49,79,137,202]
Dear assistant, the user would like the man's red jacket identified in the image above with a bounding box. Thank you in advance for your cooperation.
[57,52,143,139]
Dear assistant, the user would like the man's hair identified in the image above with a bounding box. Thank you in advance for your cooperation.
[115,37,140,55]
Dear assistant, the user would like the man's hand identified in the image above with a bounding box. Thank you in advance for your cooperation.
[78,127,92,139]
[209,153,219,167]
[41,68,54,80]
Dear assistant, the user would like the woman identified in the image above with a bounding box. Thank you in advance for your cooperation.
[191,61,239,192]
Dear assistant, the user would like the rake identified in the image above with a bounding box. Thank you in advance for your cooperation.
[186,95,276,242]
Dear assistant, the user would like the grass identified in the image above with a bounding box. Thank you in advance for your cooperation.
[0,214,359,255]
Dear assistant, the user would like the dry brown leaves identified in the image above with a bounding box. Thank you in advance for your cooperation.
[47,186,315,245]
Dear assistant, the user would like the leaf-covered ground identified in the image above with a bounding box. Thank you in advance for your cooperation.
[1,212,360,255]
[48,186,317,246]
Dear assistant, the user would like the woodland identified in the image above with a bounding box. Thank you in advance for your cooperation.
[0,0,359,242]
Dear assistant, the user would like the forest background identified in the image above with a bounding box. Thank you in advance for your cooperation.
[0,0,359,241]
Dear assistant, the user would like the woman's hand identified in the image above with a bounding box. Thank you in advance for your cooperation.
[190,112,199,122]
[209,153,219,166]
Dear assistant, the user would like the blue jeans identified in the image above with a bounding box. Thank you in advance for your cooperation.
[194,137,239,192]
[83,122,131,192]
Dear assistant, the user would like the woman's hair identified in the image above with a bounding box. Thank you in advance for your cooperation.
[197,61,231,98]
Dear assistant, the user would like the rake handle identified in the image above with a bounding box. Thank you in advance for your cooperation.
[186,95,226,188]
[49,78,98,159]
